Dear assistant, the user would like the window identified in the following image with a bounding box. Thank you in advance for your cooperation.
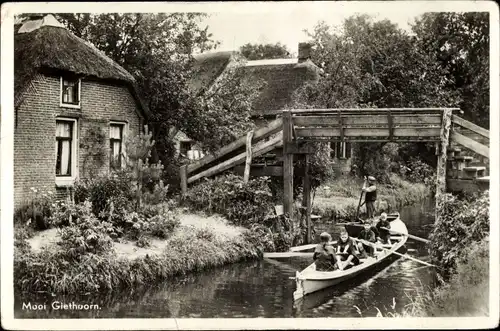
[60,77,81,107]
[110,123,125,170]
[330,142,352,159]
[55,119,78,186]
[180,141,193,156]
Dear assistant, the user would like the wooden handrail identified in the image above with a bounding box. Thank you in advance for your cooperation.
[186,117,283,174]
[187,132,283,184]
[260,108,459,117]
[452,115,489,139]
[450,131,489,158]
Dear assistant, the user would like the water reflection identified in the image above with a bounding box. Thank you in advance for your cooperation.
[15,200,436,318]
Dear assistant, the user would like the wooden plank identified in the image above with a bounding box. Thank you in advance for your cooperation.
[290,241,338,252]
[243,130,254,183]
[295,128,341,137]
[436,108,452,213]
[233,165,283,177]
[393,114,442,125]
[344,128,388,137]
[293,114,442,127]
[289,108,457,114]
[187,133,283,184]
[263,252,314,258]
[393,127,441,137]
[450,131,489,158]
[187,117,283,173]
[295,127,440,138]
[283,111,294,217]
[452,115,489,139]
[304,154,311,244]
[180,165,188,196]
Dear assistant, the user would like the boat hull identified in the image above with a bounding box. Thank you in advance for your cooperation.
[293,215,407,301]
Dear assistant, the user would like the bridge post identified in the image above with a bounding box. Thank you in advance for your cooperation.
[282,111,294,218]
[303,153,312,244]
[435,108,453,212]
[180,164,188,197]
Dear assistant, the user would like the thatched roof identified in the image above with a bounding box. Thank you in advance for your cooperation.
[189,51,320,116]
[14,19,150,118]
[238,59,320,116]
[189,51,243,95]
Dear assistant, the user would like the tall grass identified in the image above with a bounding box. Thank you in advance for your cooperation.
[314,174,430,222]
[14,227,262,295]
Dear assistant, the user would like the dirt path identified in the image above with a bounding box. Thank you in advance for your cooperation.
[25,211,245,260]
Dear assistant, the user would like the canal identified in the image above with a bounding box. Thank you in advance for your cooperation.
[15,200,436,318]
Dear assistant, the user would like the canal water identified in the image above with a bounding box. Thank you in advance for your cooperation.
[15,200,436,318]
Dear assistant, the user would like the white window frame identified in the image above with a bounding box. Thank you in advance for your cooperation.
[55,118,78,187]
[60,76,82,109]
[109,121,128,170]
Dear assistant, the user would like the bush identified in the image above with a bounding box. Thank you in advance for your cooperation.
[124,203,180,240]
[184,174,275,226]
[74,175,133,219]
[404,157,436,187]
[429,191,489,278]
[14,188,55,230]
[57,200,117,259]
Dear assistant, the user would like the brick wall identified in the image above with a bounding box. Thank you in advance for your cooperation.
[14,74,142,208]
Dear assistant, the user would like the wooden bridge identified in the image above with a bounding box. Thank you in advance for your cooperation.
[180,108,489,241]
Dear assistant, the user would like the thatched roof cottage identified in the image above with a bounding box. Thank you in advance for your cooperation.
[178,43,352,173]
[175,43,322,160]
[14,15,150,207]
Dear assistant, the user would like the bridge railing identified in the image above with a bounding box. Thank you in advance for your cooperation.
[450,115,489,158]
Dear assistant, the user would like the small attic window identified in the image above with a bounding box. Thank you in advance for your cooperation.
[60,77,81,108]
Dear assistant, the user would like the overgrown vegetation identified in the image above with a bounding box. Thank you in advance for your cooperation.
[183,174,306,251]
[430,191,489,279]
[14,225,261,294]
[313,174,430,223]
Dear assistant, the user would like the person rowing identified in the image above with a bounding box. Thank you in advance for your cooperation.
[313,232,336,271]
[334,228,360,271]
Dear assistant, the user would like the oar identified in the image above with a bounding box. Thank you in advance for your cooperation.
[380,227,429,244]
[354,238,439,269]
[355,177,367,220]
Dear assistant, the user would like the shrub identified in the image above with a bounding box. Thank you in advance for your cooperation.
[429,191,489,278]
[184,174,275,226]
[74,175,133,219]
[14,188,55,230]
[404,157,436,187]
[57,201,117,259]
[124,203,180,240]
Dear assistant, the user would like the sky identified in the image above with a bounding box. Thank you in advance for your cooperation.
[199,3,432,54]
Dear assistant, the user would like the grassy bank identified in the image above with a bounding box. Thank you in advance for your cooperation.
[313,174,430,222]
[14,212,263,295]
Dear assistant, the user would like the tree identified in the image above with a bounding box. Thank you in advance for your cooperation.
[292,15,460,180]
[412,12,489,128]
[239,42,292,60]
[26,13,260,166]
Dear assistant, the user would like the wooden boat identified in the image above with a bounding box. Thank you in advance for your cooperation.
[293,213,407,301]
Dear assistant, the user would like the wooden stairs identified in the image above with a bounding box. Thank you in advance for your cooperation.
[447,115,490,193]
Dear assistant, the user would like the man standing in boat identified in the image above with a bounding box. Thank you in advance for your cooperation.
[362,176,377,219]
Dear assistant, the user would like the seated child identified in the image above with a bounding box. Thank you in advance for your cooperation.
[375,213,391,245]
[335,228,360,271]
[313,232,336,271]
[357,221,377,258]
